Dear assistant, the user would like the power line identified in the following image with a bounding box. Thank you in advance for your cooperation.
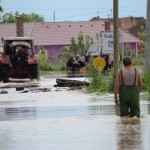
[47,11,99,21]
[2,6,146,11]
[2,6,146,22]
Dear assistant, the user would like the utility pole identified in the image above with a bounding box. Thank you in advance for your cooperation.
[144,0,150,72]
[113,0,119,74]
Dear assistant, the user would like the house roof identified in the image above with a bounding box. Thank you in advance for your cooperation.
[118,17,146,36]
[0,21,140,47]
[90,17,146,36]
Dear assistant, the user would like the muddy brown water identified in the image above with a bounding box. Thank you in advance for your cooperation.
[0,77,150,150]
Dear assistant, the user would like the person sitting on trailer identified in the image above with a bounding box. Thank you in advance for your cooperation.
[67,54,80,72]
[75,54,85,68]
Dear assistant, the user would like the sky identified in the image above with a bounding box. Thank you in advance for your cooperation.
[1,0,147,22]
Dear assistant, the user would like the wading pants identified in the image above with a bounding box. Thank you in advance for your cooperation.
[119,85,140,118]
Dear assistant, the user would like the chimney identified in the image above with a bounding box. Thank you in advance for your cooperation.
[16,16,24,37]
[105,21,111,31]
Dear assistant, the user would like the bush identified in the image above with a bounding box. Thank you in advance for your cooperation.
[132,57,144,66]
[124,50,134,58]
[85,60,108,93]
[52,62,67,71]
[142,71,150,101]
[107,71,115,92]
[39,61,53,71]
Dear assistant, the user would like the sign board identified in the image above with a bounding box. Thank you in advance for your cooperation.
[88,45,101,56]
[101,32,113,54]
[93,57,106,70]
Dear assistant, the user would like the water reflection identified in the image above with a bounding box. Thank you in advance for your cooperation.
[148,104,150,114]
[0,107,36,121]
[89,105,117,116]
[0,105,126,121]
[0,103,150,121]
[116,119,142,150]
[89,104,150,117]
[0,100,150,149]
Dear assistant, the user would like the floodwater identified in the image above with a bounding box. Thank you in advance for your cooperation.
[0,77,150,150]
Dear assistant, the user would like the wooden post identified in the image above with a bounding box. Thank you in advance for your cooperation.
[113,0,119,74]
[145,0,150,72]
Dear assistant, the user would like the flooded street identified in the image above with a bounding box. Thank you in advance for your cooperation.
[0,77,150,150]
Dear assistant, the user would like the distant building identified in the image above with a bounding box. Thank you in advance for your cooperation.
[90,16,146,37]
[0,20,141,58]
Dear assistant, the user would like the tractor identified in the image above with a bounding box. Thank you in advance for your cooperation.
[0,37,39,82]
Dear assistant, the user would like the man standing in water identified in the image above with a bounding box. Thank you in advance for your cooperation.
[114,56,142,118]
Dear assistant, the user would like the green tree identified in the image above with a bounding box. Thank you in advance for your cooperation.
[57,46,70,62]
[0,0,3,12]
[68,32,93,56]
[78,32,85,55]
[2,12,15,23]
[77,32,93,55]
[38,46,52,71]
[0,0,3,21]
[1,11,44,23]
[56,33,93,70]
[69,37,78,54]
[20,12,44,22]
[85,35,93,54]
[137,25,145,48]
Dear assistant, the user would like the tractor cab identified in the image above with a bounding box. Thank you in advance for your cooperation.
[0,37,39,82]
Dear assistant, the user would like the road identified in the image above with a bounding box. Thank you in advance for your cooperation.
[0,77,150,150]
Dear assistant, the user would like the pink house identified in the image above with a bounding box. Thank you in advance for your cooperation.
[0,20,141,58]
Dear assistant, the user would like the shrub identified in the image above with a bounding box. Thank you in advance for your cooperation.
[52,62,67,71]
[142,71,150,101]
[132,57,144,66]
[107,71,115,92]
[85,59,108,93]
[39,49,53,71]
[124,50,134,58]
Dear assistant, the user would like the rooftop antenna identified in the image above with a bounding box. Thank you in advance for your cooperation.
[111,9,112,18]
[97,11,100,19]
[54,10,55,22]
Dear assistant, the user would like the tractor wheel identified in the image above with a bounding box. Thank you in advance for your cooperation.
[0,65,9,83]
[29,64,39,80]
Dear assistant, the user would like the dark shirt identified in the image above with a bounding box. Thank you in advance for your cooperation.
[67,58,75,67]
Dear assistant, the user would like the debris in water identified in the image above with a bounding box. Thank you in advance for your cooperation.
[0,90,8,94]
[16,87,24,91]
